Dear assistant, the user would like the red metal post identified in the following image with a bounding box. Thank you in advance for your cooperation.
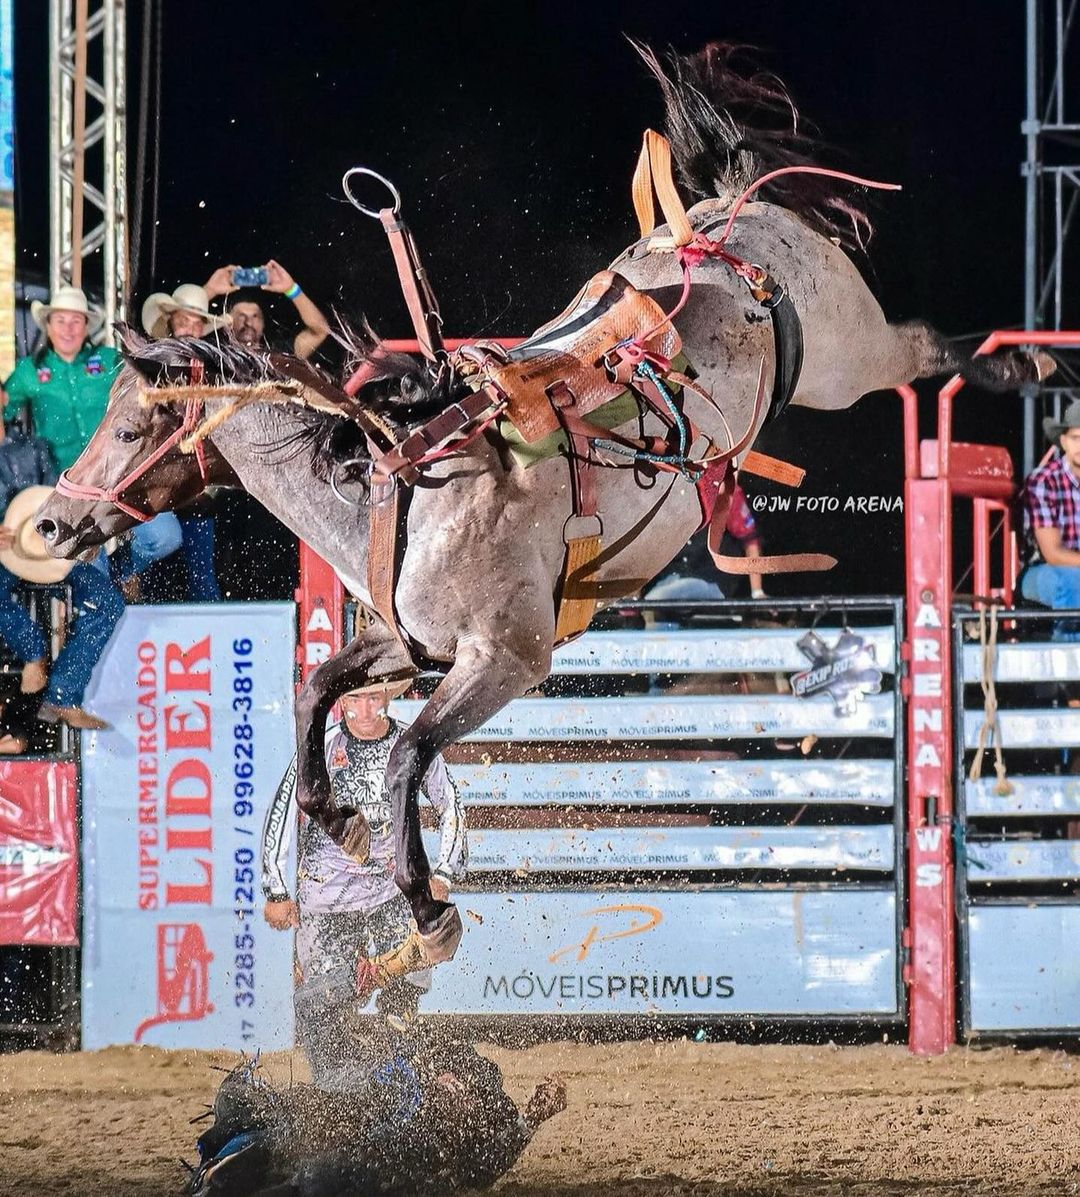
[1004,506,1018,604]
[972,497,991,600]
[896,384,920,481]
[904,474,957,1054]
[295,541,345,688]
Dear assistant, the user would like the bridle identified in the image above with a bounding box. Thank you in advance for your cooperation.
[54,371,210,524]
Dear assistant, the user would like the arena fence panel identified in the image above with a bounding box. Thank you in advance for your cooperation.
[954,607,1080,1037]
[346,595,908,1025]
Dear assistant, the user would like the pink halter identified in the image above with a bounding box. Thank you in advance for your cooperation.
[55,364,210,524]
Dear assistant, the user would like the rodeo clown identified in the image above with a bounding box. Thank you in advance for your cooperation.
[260,677,467,1090]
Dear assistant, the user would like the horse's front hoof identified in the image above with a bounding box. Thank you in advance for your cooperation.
[341,813,371,862]
[418,904,463,965]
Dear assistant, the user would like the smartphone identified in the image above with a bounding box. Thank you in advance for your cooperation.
[232,266,269,288]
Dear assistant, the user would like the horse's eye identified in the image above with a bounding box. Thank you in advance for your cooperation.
[115,428,140,444]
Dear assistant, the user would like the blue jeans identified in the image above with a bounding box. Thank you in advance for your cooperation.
[1020,564,1080,641]
[106,511,183,582]
[0,562,124,707]
[179,514,222,601]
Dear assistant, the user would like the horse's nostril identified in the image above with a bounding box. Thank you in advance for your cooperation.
[36,518,58,542]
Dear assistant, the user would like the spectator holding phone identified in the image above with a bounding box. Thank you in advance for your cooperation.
[205,259,330,359]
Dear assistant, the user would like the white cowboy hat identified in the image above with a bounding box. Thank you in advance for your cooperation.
[30,285,104,336]
[0,487,75,584]
[140,284,232,339]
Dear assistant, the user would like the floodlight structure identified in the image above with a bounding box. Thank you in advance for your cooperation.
[48,0,127,338]
[1023,0,1080,470]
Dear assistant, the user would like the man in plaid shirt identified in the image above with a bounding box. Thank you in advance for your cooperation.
[1021,398,1080,639]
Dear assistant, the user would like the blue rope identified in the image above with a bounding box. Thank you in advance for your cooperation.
[590,359,694,475]
[636,359,689,458]
[952,815,988,872]
[592,439,694,471]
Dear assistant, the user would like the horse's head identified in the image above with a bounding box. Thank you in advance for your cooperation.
[36,327,235,559]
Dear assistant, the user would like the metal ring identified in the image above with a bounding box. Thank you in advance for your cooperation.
[341,167,402,219]
[329,458,371,508]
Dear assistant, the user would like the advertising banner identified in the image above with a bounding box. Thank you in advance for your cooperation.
[410,888,899,1016]
[964,708,1080,750]
[965,774,1080,818]
[393,693,895,741]
[0,760,78,945]
[429,825,895,875]
[961,640,1080,684]
[552,626,896,674]
[452,759,895,807]
[80,603,296,1050]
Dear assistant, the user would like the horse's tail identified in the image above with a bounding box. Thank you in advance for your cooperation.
[634,41,873,252]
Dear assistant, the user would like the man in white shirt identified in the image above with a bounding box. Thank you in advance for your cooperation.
[260,680,466,1089]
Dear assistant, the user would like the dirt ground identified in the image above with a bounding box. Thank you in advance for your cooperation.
[0,1040,1077,1197]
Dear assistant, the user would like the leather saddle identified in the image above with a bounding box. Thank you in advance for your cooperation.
[485,270,681,444]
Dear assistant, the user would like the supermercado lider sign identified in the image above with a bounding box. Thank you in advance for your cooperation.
[410,889,899,1016]
[80,604,296,1050]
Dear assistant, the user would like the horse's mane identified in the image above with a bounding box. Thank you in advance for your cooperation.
[296,321,471,480]
[116,324,470,482]
[636,41,874,252]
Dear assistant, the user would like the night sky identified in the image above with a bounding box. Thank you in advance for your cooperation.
[10,2,1067,597]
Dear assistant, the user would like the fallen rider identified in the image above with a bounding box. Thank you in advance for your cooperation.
[186,1024,566,1196]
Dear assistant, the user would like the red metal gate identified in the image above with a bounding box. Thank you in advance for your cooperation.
[901,330,1080,1054]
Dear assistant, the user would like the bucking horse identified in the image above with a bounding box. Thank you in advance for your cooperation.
[36,44,1051,981]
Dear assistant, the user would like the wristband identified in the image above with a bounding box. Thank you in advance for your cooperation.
[284,282,302,301]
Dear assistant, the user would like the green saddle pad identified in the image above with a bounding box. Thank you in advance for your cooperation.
[498,352,694,469]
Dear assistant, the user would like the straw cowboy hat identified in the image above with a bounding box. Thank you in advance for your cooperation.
[343,676,415,700]
[0,487,75,584]
[1043,398,1080,440]
[140,284,232,339]
[30,285,104,337]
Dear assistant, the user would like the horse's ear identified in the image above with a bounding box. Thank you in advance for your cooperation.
[399,374,428,405]
[115,322,152,358]
[124,354,167,384]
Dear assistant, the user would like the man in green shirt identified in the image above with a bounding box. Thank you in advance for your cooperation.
[3,286,119,471]
[2,285,182,585]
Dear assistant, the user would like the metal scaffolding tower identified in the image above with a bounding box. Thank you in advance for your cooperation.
[1023,0,1080,471]
[49,0,127,339]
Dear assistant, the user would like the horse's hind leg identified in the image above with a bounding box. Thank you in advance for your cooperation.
[892,320,1055,392]
[293,616,415,844]
[384,636,550,955]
